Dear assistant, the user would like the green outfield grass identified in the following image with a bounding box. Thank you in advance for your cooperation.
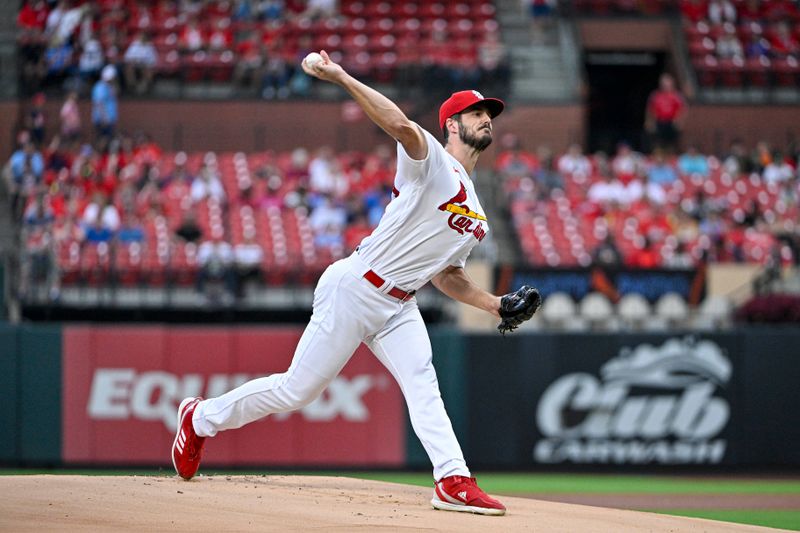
[2,470,798,530]
[347,472,800,529]
[343,472,800,495]
[647,509,800,531]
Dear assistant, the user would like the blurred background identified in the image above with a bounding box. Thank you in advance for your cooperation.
[1,0,800,476]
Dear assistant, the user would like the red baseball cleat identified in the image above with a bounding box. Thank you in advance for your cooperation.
[172,397,206,480]
[431,475,506,516]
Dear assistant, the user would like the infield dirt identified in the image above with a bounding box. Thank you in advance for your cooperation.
[0,475,790,532]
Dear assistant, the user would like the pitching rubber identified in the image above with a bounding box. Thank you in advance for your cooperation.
[172,397,196,478]
[431,498,506,516]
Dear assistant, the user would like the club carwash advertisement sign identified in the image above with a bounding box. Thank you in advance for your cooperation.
[534,337,732,464]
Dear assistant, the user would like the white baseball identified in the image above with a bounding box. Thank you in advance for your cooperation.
[304,52,324,69]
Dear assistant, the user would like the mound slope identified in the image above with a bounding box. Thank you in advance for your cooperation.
[0,475,788,532]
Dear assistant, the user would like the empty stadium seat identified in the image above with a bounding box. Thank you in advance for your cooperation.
[654,293,690,327]
[617,293,652,330]
[693,295,733,330]
[579,292,614,330]
[540,292,582,330]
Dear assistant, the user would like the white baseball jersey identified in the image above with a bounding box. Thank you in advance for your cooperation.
[356,126,490,290]
[191,124,484,483]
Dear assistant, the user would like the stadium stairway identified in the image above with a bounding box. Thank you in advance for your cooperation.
[0,0,18,297]
[474,168,516,265]
[0,0,17,99]
[0,0,16,319]
[494,0,580,101]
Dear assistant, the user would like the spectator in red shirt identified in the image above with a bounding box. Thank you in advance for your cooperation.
[628,236,662,269]
[18,0,48,31]
[357,144,394,192]
[645,73,686,154]
[769,22,800,58]
[738,0,763,23]
[680,0,708,23]
[17,0,49,92]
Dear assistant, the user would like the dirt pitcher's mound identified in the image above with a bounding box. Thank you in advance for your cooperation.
[0,475,787,532]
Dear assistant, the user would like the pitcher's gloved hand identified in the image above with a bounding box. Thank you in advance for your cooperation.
[497,286,542,335]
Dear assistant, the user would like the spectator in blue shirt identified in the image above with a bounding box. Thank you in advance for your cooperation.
[9,141,44,185]
[92,65,118,140]
[677,145,710,177]
[23,193,55,227]
[7,141,44,220]
[647,150,679,185]
[745,34,770,60]
[44,39,74,84]
[85,218,114,243]
[116,215,145,243]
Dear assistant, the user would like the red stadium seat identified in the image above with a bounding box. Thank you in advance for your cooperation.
[114,242,143,286]
[745,56,771,87]
[81,243,112,286]
[157,52,180,82]
[368,33,396,53]
[419,3,446,18]
[371,52,398,82]
[773,57,800,87]
[170,242,199,286]
[368,1,394,18]
[57,240,81,286]
[341,1,365,17]
[341,33,369,52]
[692,55,720,86]
[717,57,746,87]
[688,36,716,57]
[396,2,419,18]
[365,17,394,35]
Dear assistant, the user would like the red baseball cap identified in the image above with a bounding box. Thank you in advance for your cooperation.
[439,90,505,130]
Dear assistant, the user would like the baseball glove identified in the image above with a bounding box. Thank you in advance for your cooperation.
[497,285,542,335]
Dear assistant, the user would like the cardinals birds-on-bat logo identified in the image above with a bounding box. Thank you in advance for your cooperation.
[437,182,487,241]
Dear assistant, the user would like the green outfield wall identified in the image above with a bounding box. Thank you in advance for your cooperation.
[0,324,62,464]
[2,324,799,470]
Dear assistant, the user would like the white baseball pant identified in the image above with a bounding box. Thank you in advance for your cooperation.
[192,253,470,481]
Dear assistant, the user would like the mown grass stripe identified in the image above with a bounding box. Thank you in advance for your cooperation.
[344,473,800,495]
[646,509,800,531]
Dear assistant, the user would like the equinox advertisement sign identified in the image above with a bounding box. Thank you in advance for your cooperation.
[62,326,405,466]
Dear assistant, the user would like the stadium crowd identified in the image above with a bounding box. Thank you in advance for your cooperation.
[17,0,510,101]
[5,97,402,302]
[568,0,800,88]
[6,85,800,304]
[10,0,800,306]
[496,132,800,270]
[680,0,800,88]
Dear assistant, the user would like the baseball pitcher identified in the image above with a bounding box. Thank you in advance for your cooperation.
[172,50,540,516]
